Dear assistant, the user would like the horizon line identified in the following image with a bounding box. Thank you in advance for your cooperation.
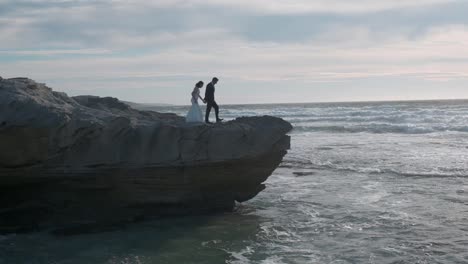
[139,98,468,107]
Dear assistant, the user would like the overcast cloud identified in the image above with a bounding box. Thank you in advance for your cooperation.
[1,0,468,104]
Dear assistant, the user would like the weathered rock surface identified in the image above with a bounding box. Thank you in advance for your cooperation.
[0,77,292,234]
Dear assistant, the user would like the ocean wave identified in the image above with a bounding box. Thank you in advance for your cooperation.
[286,115,468,124]
[394,171,468,178]
[225,246,254,264]
[282,159,468,178]
[292,124,468,134]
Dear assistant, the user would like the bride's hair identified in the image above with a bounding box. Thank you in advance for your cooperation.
[196,81,204,88]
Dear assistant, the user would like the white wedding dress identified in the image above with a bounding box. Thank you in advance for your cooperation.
[186,87,204,123]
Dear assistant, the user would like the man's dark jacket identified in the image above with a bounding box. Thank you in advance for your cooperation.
[205,82,215,102]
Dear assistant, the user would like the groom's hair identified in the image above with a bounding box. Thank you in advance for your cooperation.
[212,77,218,82]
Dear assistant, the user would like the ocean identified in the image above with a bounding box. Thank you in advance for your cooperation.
[2,100,468,264]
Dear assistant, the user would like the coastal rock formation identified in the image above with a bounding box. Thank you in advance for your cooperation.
[0,77,292,234]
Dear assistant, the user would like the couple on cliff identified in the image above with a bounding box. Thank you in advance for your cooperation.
[186,77,223,124]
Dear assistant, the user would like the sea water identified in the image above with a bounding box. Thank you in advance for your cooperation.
[2,100,468,264]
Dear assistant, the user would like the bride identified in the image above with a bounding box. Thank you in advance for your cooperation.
[186,81,206,123]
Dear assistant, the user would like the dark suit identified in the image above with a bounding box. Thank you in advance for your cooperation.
[204,82,219,122]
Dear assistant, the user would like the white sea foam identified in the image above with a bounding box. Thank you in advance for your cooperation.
[226,246,254,264]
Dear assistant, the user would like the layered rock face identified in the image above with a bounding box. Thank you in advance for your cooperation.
[0,77,292,234]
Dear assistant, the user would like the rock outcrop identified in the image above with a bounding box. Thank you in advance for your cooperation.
[0,77,292,234]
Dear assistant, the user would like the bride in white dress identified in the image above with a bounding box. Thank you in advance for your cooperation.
[186,81,206,123]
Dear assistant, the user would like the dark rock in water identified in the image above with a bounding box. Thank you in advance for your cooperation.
[0,77,292,234]
[293,171,316,177]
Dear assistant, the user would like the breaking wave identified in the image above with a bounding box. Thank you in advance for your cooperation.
[292,124,468,134]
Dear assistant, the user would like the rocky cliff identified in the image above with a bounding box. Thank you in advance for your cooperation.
[0,77,292,234]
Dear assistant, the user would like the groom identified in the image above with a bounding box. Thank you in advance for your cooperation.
[204,77,223,123]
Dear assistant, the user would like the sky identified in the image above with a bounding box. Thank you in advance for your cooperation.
[1,0,468,105]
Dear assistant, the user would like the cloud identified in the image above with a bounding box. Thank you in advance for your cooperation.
[185,0,459,14]
[1,0,466,50]
[99,0,460,14]
[1,0,468,103]
[0,49,112,55]
[2,24,468,82]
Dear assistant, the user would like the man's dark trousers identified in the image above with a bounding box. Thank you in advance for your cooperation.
[205,100,219,122]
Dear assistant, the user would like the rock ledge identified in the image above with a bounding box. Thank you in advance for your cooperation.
[0,77,292,234]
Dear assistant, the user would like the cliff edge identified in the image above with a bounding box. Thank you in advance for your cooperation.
[0,77,292,234]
